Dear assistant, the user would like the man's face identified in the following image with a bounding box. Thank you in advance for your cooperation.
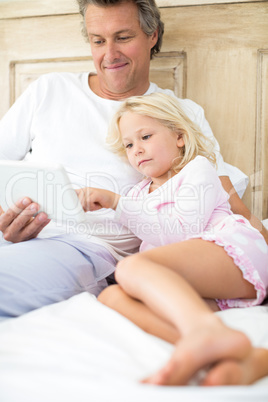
[85,1,158,100]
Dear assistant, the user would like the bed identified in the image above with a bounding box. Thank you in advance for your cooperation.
[0,292,268,401]
[0,0,268,400]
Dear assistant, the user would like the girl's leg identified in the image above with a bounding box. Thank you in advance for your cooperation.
[99,285,268,385]
[113,239,258,385]
[98,284,180,344]
[115,239,256,338]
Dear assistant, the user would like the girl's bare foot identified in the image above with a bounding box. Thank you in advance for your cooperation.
[202,348,268,386]
[142,316,252,386]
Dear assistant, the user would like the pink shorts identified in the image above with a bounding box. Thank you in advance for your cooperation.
[197,215,268,310]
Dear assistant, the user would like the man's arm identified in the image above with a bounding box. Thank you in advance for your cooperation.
[220,176,268,244]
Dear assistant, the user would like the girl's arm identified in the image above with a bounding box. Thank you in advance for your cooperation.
[220,176,268,244]
[76,187,121,211]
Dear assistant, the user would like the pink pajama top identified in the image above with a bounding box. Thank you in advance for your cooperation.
[115,156,268,309]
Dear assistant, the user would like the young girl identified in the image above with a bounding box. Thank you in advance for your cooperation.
[77,93,268,386]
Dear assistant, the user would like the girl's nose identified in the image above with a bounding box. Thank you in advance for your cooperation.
[134,144,144,156]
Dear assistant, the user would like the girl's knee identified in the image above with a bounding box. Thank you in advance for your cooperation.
[115,253,147,284]
[97,284,122,308]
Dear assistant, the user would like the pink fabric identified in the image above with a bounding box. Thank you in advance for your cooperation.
[116,156,268,309]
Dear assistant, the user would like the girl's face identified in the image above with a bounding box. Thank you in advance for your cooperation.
[119,112,184,187]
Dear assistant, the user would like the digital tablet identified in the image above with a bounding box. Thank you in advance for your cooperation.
[0,161,86,223]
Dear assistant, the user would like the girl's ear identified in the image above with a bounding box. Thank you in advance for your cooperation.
[177,133,185,148]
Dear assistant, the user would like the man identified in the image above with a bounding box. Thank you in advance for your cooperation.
[0,0,266,319]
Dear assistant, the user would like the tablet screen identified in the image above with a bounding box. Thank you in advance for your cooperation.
[0,161,86,223]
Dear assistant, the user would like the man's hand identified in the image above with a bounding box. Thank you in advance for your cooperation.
[0,197,50,243]
[76,188,121,212]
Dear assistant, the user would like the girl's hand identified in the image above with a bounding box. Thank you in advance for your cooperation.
[76,188,121,212]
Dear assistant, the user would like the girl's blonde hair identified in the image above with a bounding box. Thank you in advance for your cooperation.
[107,92,216,172]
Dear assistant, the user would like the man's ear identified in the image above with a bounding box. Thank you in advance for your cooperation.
[151,29,158,47]
[177,134,185,148]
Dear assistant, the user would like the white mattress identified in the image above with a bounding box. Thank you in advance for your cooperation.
[0,292,268,402]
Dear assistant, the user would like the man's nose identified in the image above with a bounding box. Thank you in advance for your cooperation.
[104,41,120,63]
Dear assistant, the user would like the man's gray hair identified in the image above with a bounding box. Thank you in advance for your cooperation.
[76,0,164,58]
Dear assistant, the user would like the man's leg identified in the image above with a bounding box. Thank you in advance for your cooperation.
[0,235,116,319]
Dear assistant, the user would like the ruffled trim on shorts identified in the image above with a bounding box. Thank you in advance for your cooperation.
[200,233,267,310]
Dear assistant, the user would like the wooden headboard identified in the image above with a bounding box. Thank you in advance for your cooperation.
[0,0,267,219]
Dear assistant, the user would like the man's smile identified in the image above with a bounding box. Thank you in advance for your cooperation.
[105,62,129,71]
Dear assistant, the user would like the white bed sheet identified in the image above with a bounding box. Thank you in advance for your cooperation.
[0,292,268,402]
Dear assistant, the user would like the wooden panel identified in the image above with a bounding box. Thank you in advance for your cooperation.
[254,50,268,219]
[0,13,86,117]
[0,0,77,19]
[0,0,265,19]
[160,2,268,214]
[159,0,268,5]
[150,52,186,98]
